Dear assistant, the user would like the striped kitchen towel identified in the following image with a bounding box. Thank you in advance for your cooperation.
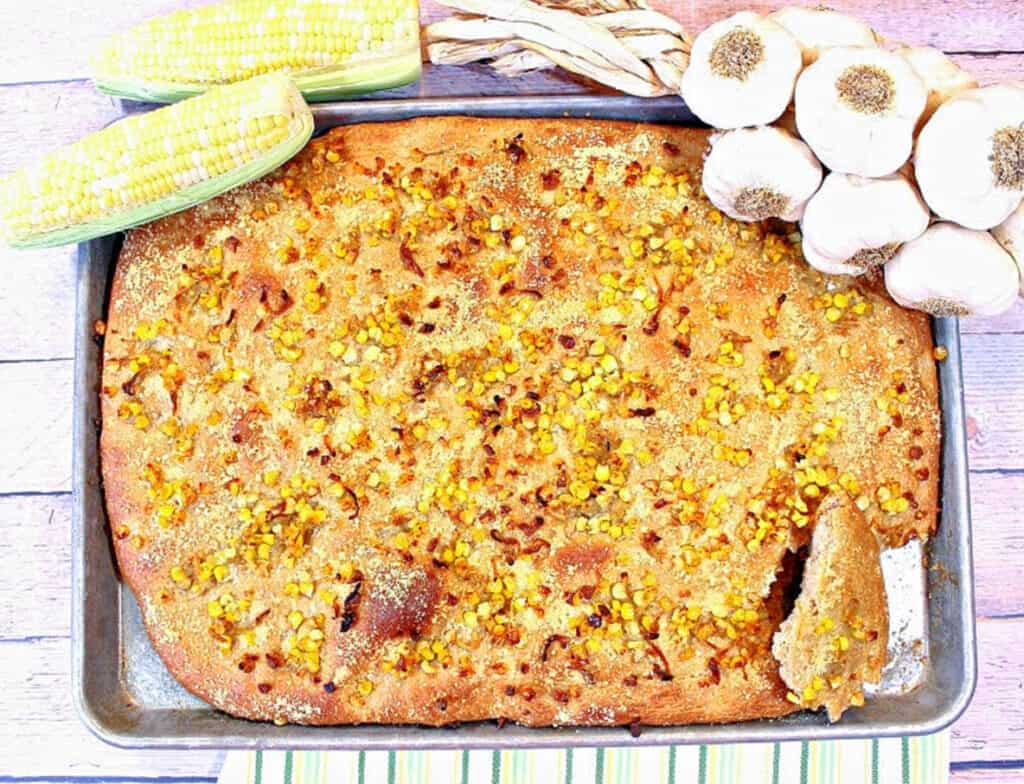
[218,732,949,784]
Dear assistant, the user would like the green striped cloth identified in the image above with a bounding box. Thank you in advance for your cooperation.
[219,732,949,784]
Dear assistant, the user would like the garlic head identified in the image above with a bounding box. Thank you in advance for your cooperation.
[884,222,1020,317]
[769,6,878,65]
[992,202,1024,295]
[702,126,823,222]
[914,83,1024,230]
[795,46,927,177]
[800,172,930,275]
[896,45,977,124]
[680,12,803,129]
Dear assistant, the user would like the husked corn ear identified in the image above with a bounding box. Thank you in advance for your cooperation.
[0,73,314,249]
[92,0,421,103]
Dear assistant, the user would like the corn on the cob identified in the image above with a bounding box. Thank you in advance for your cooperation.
[92,0,421,103]
[0,73,314,249]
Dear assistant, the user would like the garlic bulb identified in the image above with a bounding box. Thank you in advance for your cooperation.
[702,126,823,222]
[680,12,802,129]
[884,222,1021,317]
[801,172,930,275]
[795,46,927,177]
[896,45,977,124]
[915,83,1024,230]
[769,6,878,65]
[992,202,1024,295]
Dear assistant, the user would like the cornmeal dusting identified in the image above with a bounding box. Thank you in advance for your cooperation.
[100,118,939,727]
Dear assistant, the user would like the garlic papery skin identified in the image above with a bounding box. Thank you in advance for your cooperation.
[769,6,878,65]
[680,12,802,129]
[702,126,823,222]
[795,46,927,177]
[992,202,1024,295]
[896,45,977,125]
[800,172,930,275]
[914,83,1024,230]
[884,222,1021,317]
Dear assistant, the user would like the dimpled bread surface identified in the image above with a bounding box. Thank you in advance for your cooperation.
[100,117,938,726]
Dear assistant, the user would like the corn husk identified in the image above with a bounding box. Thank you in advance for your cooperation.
[425,0,690,97]
[535,0,638,11]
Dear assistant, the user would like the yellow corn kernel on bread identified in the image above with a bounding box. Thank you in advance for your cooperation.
[100,117,938,726]
[772,493,889,721]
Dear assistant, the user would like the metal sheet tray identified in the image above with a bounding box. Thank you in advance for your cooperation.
[72,93,976,750]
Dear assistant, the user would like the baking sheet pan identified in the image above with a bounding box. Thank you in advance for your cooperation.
[72,93,976,749]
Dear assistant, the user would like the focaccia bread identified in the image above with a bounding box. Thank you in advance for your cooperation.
[772,492,889,721]
[100,117,939,727]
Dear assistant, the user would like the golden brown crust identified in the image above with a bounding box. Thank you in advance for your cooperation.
[772,493,889,721]
[100,117,938,727]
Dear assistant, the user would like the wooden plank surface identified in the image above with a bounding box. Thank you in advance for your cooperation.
[952,617,1024,765]
[962,335,1024,472]
[0,361,72,494]
[0,494,72,640]
[967,472,1024,619]
[953,771,1024,784]
[0,0,1021,781]
[3,637,225,778]
[0,0,1022,83]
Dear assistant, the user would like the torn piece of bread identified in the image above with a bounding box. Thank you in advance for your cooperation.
[772,492,888,721]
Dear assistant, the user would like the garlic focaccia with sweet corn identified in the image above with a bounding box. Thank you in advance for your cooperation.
[0,73,313,249]
[100,118,939,727]
[92,0,421,103]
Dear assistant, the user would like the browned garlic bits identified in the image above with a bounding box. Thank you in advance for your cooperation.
[800,172,930,275]
[768,6,878,65]
[884,222,1021,317]
[795,46,927,177]
[680,12,802,129]
[915,84,1024,230]
[896,45,977,125]
[993,203,1024,295]
[702,126,822,221]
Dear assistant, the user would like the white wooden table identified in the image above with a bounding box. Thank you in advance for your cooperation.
[0,1,1021,781]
